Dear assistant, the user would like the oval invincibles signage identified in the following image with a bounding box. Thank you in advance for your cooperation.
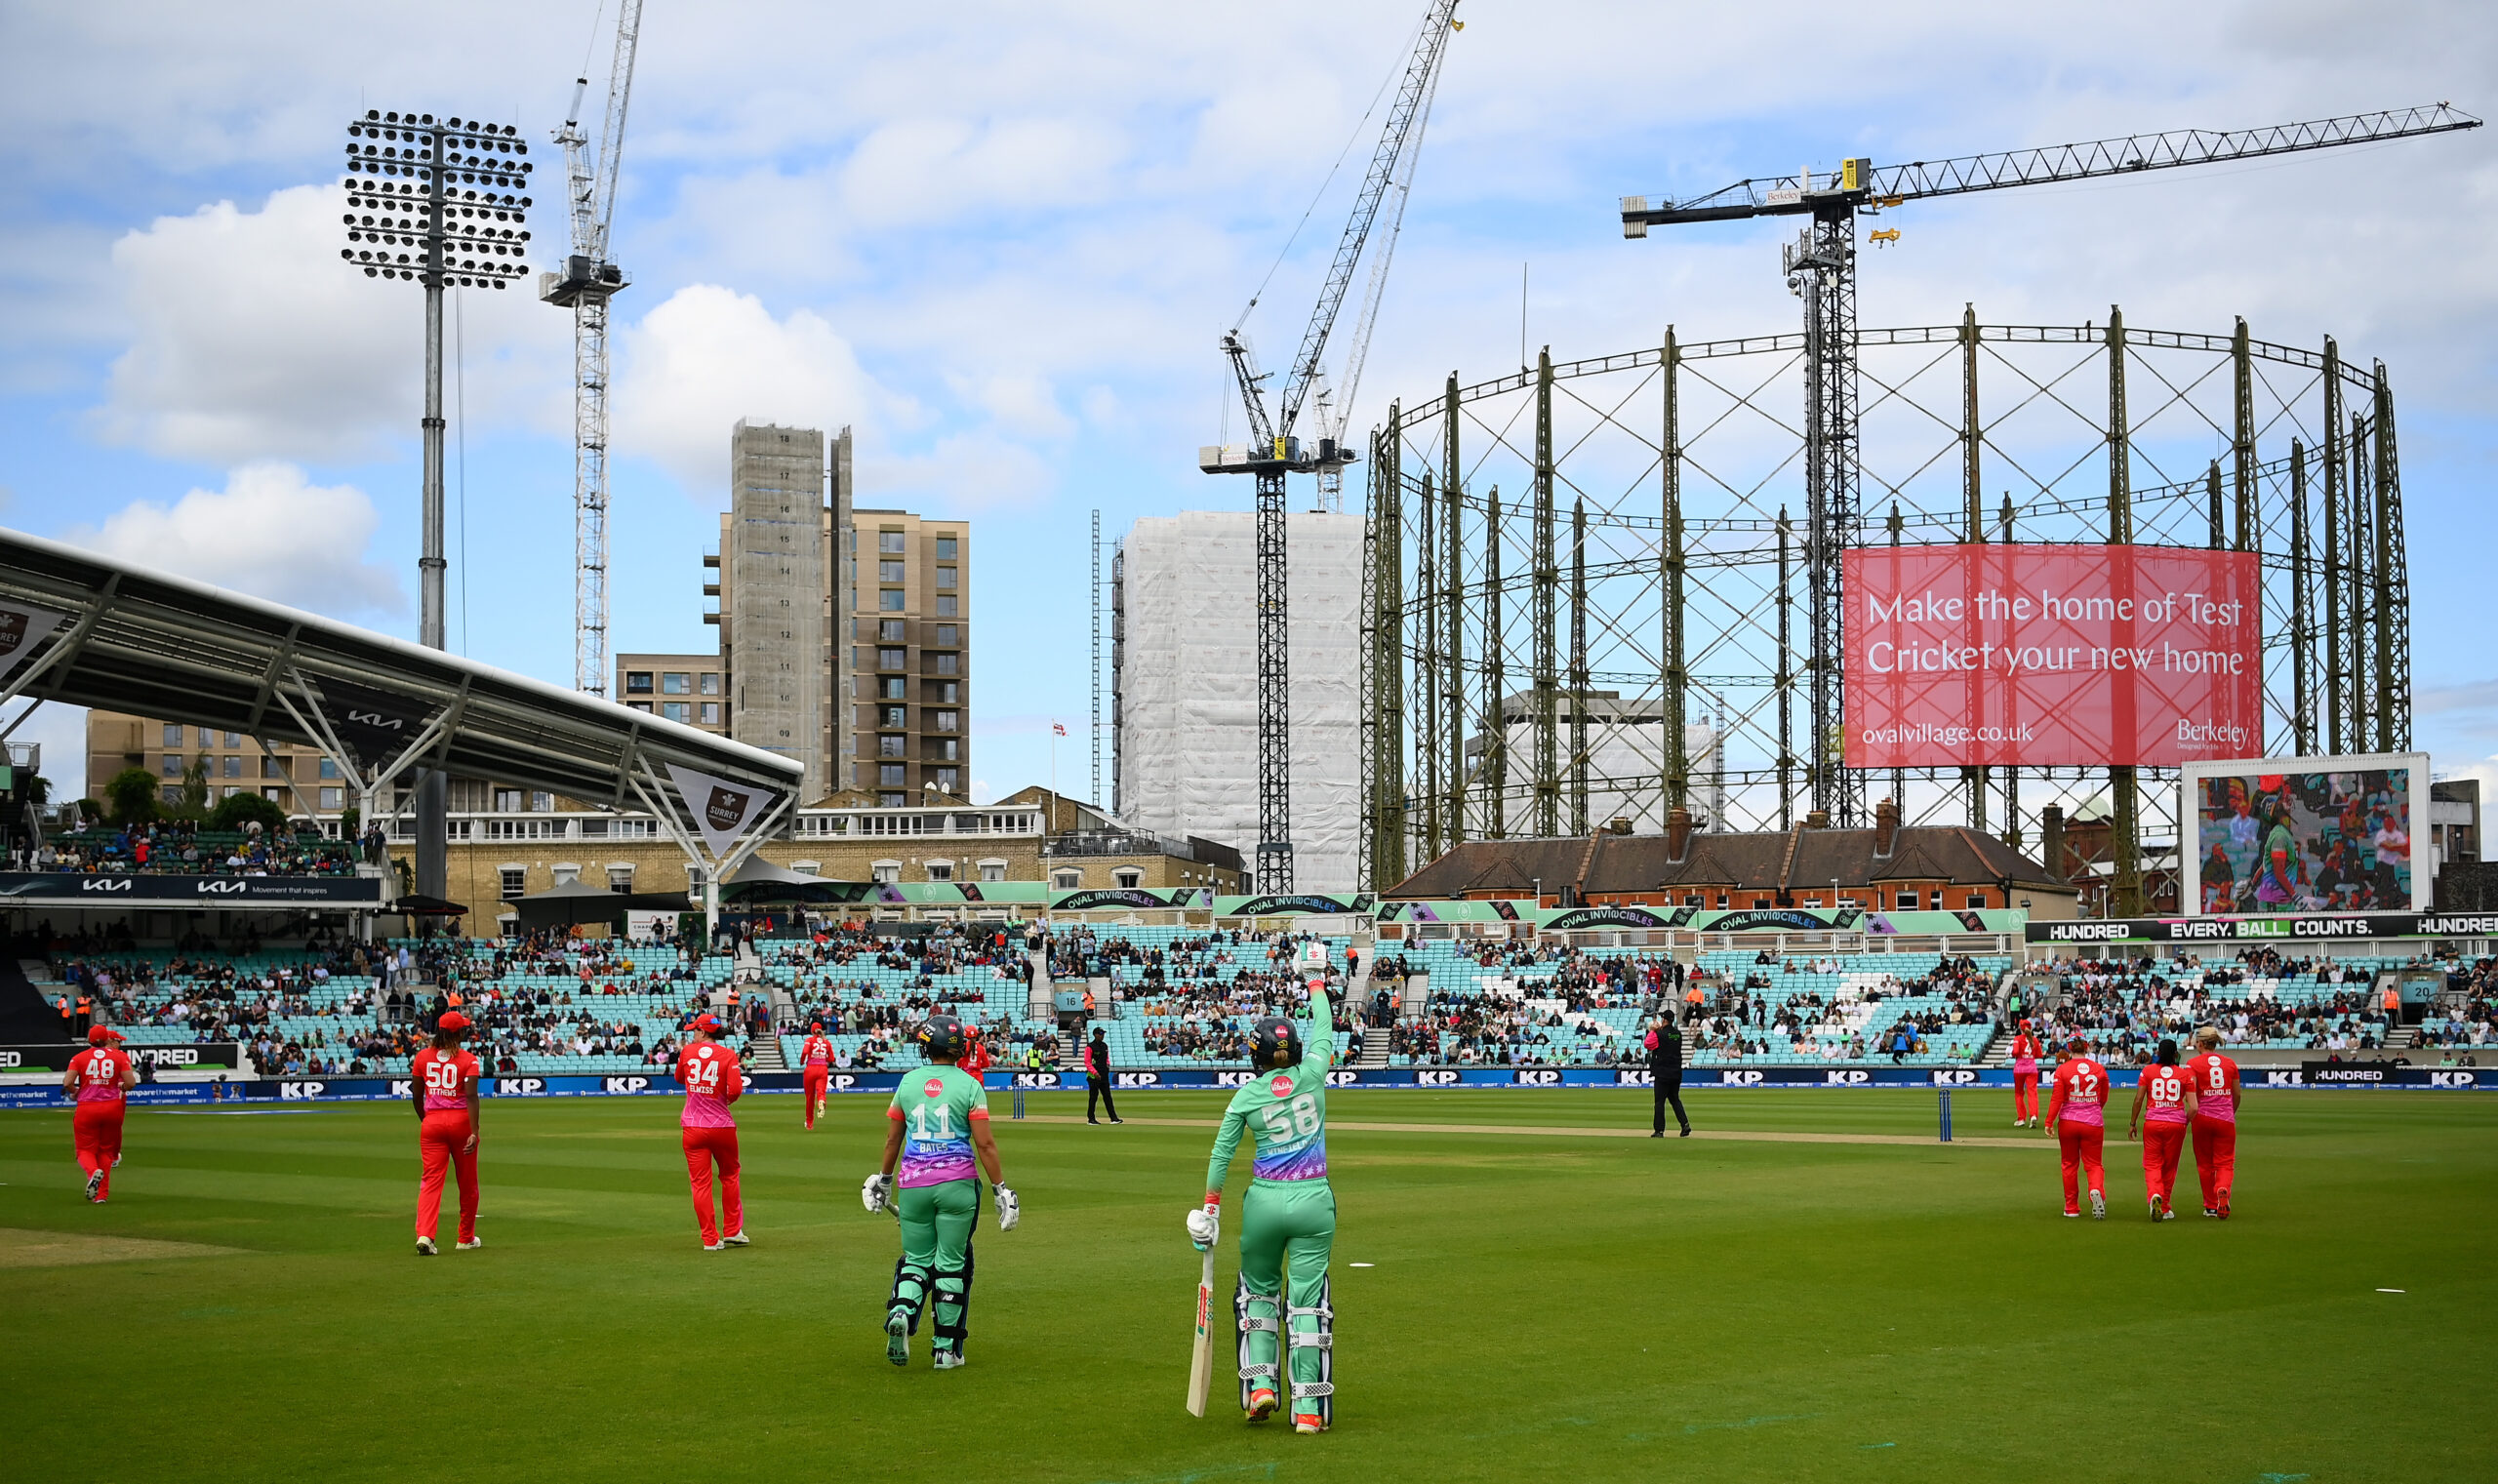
[1843,542,2262,769]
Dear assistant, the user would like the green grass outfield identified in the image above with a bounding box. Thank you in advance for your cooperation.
[2,1088,2491,1482]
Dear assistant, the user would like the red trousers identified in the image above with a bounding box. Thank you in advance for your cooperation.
[802,1068,828,1128]
[2056,1120,2105,1212]
[73,1104,124,1199]
[2012,1073,2039,1122]
[2140,1120,2187,1206]
[2192,1116,2237,1209]
[418,1110,478,1242]
[682,1125,742,1244]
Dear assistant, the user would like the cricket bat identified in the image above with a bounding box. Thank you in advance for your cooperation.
[1186,1248,1215,1417]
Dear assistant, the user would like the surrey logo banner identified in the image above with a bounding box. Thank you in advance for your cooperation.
[0,603,66,687]
[664,762,779,858]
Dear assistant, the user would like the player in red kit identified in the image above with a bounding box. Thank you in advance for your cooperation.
[62,1026,135,1203]
[959,1024,992,1084]
[2125,1039,2197,1222]
[2185,1025,2242,1219]
[2008,1022,2043,1127]
[677,1015,748,1249]
[2045,1037,2110,1220]
[410,1011,483,1255]
[799,1022,834,1130]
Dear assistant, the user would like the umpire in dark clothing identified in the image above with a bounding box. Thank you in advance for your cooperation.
[1647,1014,1690,1138]
[1086,1026,1122,1124]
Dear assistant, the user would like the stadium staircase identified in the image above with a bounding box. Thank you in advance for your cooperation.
[1346,945,1391,1068]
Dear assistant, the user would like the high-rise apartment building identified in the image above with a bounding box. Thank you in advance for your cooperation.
[843,507,971,807]
[711,421,842,800]
[85,712,351,815]
[615,652,728,735]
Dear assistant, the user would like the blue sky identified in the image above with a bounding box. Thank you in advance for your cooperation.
[2,0,2493,806]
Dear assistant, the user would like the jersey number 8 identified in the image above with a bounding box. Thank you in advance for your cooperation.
[1259,1093,1320,1142]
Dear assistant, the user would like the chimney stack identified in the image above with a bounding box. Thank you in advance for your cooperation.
[1874,796,1900,859]
[1804,809,1831,830]
[1667,806,1692,862]
[1609,815,1633,836]
[2040,805,2067,883]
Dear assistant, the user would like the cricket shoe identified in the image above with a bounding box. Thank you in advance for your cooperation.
[85,1170,102,1202]
[416,1236,438,1257]
[933,1346,965,1371]
[457,1237,484,1250]
[885,1310,910,1367]
[703,1241,725,1251]
[1246,1388,1279,1423]
[2089,1189,2106,1221]
[2062,1209,2079,1219]
[2217,1194,2231,1221]
[112,1153,123,1167]
[1293,1415,1327,1434]
[720,1230,751,1247]
[2201,1207,2220,1219]
[2148,1194,2165,1222]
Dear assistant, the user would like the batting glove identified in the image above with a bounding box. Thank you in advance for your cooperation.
[1185,1202,1220,1252]
[995,1184,1020,1232]
[861,1172,895,1214]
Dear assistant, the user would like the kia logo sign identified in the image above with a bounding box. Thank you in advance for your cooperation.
[345,709,404,732]
[705,785,750,832]
[81,878,133,893]
[198,879,248,895]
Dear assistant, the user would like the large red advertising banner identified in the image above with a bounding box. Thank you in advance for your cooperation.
[1843,543,2263,769]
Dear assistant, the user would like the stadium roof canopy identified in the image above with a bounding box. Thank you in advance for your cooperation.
[0,528,801,815]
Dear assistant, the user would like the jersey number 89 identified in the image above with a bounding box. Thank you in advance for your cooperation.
[1259,1093,1319,1142]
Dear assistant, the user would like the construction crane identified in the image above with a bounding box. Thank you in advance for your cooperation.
[543,0,647,698]
[1202,0,1462,892]
[1618,102,2481,826]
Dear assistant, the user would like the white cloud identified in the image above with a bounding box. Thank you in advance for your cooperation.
[93,183,565,465]
[612,284,891,497]
[65,462,406,620]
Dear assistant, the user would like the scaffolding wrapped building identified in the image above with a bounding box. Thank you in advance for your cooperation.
[1114,510,1363,892]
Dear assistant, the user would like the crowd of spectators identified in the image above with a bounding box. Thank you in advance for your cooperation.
[24,820,355,876]
[2032,946,2396,1060]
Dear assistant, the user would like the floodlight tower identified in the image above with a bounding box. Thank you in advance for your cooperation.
[340,108,536,894]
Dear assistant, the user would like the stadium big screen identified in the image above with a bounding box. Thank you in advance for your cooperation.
[2178,752,2430,913]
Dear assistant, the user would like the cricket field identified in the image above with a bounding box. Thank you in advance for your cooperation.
[2,1088,2489,1481]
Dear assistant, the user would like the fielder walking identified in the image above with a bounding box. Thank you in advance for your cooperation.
[1188,949,1338,1433]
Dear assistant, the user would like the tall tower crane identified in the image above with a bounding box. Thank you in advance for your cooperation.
[1618,102,2480,826]
[543,0,648,698]
[1201,0,1462,892]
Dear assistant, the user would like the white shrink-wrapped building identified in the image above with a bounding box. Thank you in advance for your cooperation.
[1114,510,1362,892]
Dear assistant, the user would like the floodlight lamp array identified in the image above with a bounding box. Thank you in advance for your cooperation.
[339,110,534,289]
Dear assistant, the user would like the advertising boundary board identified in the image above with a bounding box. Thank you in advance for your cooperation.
[0,872,382,906]
[6,1065,2492,1106]
[0,1042,245,1072]
[2030,911,2498,944]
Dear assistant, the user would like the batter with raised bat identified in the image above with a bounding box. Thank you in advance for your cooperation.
[1186,947,1338,1433]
